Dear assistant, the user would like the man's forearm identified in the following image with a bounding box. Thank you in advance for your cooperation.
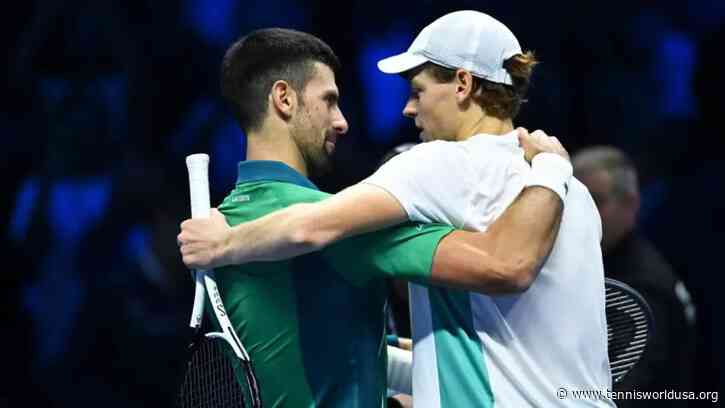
[221,184,408,265]
[222,203,335,264]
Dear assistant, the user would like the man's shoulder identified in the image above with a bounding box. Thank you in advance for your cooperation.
[219,180,330,223]
[395,138,500,179]
[399,139,468,161]
[229,180,330,204]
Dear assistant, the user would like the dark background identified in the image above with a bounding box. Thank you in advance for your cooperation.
[2,0,723,406]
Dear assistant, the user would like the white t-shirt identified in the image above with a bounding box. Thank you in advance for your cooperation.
[364,131,614,407]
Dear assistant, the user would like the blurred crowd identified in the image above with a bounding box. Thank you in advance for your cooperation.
[3,0,724,406]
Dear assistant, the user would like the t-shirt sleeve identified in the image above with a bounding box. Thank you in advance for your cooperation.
[321,222,455,287]
[362,141,473,229]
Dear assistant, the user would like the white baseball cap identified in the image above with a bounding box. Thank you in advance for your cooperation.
[377,10,522,85]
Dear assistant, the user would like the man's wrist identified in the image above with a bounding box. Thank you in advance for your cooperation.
[525,153,572,202]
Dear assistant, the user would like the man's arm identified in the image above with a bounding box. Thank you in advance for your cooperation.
[180,183,561,294]
[178,183,408,268]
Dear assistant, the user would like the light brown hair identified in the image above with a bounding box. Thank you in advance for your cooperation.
[415,51,538,120]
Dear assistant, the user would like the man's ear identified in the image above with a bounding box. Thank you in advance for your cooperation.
[270,80,298,120]
[454,69,475,103]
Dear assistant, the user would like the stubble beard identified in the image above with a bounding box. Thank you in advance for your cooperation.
[291,113,332,177]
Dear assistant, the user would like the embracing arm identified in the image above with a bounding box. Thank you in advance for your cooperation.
[179,184,562,294]
[178,183,408,268]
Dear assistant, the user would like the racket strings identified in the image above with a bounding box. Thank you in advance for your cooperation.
[178,337,248,408]
[605,284,652,384]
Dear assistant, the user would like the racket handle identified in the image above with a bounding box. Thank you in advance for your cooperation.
[186,154,211,328]
[387,345,412,395]
[186,154,211,219]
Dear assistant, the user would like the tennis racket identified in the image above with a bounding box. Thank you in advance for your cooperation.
[177,153,263,408]
[605,277,655,385]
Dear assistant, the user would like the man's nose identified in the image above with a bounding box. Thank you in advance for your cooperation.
[403,99,416,118]
[333,109,349,135]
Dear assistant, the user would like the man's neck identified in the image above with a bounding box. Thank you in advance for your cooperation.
[455,111,514,141]
[246,126,309,177]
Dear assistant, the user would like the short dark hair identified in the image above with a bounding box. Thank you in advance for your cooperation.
[407,52,538,120]
[221,28,341,132]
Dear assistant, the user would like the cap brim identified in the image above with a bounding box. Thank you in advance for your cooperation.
[377,52,429,74]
